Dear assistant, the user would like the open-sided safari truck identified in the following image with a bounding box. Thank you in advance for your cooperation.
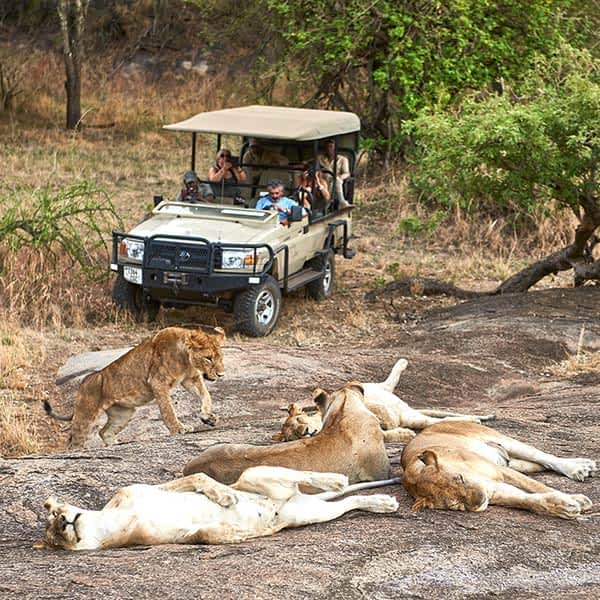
[111,105,358,336]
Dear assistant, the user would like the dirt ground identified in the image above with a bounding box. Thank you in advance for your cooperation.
[1,285,599,600]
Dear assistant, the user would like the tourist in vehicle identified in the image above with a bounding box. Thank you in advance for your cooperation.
[243,138,289,167]
[176,170,214,203]
[208,149,248,197]
[318,139,350,208]
[294,161,330,214]
[256,180,306,225]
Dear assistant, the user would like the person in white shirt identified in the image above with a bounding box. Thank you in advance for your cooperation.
[318,139,350,208]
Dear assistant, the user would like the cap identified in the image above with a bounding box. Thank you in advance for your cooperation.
[183,170,197,184]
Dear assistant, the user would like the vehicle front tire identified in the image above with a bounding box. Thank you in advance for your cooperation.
[306,250,335,300]
[233,276,281,337]
[112,273,160,322]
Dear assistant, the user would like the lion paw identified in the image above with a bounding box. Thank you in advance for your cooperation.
[365,494,399,513]
[559,458,597,481]
[542,492,582,519]
[570,494,593,512]
[200,414,218,427]
[213,489,238,508]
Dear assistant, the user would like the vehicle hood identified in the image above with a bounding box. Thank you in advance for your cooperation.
[128,214,278,244]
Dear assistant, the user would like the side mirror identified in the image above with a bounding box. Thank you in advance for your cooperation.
[289,205,304,222]
[153,195,164,207]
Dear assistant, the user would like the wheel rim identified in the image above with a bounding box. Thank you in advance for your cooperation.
[322,261,333,292]
[255,289,276,325]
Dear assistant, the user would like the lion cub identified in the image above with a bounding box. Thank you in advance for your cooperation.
[44,326,225,448]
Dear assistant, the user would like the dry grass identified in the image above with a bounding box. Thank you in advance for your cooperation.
[549,327,600,377]
[0,325,45,457]
[0,393,41,457]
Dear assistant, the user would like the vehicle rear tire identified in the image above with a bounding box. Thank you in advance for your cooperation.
[233,276,281,337]
[306,250,335,300]
[112,273,160,322]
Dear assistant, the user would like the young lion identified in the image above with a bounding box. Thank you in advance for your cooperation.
[36,466,400,550]
[401,421,597,519]
[44,326,225,448]
[273,358,495,442]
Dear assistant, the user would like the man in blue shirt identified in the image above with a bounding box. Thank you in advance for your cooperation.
[256,180,303,225]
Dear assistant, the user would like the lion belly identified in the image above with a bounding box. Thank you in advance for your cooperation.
[105,486,280,546]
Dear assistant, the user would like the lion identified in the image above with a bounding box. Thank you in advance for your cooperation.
[183,383,390,485]
[401,421,597,519]
[273,358,495,442]
[35,466,399,550]
[44,326,225,448]
[271,402,323,441]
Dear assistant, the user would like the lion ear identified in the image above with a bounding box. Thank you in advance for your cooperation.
[312,388,329,407]
[212,327,226,342]
[345,381,364,395]
[288,403,302,416]
[419,450,440,470]
[44,496,59,512]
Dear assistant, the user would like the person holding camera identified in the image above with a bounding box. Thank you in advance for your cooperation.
[294,161,330,214]
[208,149,247,198]
[176,170,213,203]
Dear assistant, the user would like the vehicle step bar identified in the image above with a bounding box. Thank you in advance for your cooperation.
[284,268,322,293]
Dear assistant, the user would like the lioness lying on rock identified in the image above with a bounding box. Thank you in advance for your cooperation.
[183,383,390,484]
[401,421,597,519]
[274,358,495,442]
[36,466,399,550]
[44,326,225,448]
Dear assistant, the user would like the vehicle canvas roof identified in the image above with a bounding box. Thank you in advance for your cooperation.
[163,105,360,141]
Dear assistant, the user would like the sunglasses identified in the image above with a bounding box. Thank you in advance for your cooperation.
[219,153,232,158]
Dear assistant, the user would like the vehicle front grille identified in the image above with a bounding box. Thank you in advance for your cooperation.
[146,240,220,272]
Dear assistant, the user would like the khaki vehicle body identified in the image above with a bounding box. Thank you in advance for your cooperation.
[111,106,358,336]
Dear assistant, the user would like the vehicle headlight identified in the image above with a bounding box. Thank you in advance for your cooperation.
[118,238,145,263]
[221,249,256,270]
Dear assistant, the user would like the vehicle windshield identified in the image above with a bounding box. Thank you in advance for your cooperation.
[157,202,276,222]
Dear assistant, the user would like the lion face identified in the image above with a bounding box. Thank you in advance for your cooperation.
[410,450,489,513]
[276,404,322,441]
[41,497,85,550]
[187,327,226,381]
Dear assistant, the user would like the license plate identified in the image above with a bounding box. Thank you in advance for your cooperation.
[163,272,189,285]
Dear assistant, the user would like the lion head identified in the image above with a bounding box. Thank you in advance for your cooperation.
[37,497,85,550]
[186,327,226,381]
[407,450,489,513]
[272,403,322,441]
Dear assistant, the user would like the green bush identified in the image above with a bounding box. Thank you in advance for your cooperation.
[0,181,120,279]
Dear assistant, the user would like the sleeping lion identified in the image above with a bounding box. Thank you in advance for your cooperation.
[274,358,495,442]
[401,421,596,519]
[44,326,225,448]
[36,466,399,550]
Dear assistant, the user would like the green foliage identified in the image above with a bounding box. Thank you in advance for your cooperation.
[264,0,583,157]
[0,182,121,278]
[398,211,445,235]
[406,46,600,224]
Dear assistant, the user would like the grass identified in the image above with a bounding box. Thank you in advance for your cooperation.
[549,326,600,377]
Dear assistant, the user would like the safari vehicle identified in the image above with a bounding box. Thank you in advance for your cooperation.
[111,105,358,336]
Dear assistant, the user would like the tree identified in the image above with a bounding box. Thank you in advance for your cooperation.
[404,47,600,294]
[263,0,579,161]
[57,0,89,130]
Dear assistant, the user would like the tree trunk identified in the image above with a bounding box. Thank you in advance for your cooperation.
[367,198,600,303]
[57,0,89,130]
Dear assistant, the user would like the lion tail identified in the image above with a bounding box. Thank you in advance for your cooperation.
[43,400,73,422]
[315,477,402,500]
[380,358,408,392]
